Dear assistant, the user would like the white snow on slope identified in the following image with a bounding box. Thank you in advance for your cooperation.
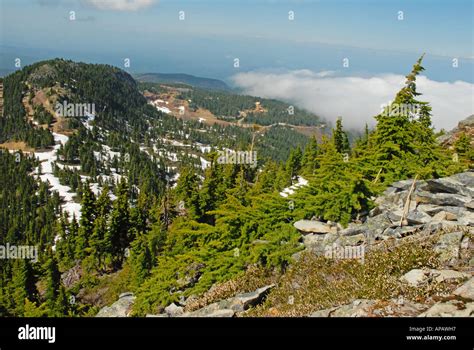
[280,176,308,197]
[34,133,82,220]
[156,106,171,114]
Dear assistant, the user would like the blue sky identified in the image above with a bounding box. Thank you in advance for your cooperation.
[0,0,472,129]
[1,0,472,82]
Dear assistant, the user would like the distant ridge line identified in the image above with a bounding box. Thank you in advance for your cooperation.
[134,72,231,91]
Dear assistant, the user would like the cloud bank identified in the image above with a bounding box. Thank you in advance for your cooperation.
[86,0,155,11]
[232,70,474,131]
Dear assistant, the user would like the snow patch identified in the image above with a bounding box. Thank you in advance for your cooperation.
[280,176,308,197]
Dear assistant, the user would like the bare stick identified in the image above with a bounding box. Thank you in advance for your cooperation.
[399,174,419,227]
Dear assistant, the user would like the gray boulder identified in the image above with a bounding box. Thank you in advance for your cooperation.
[453,277,474,300]
[415,191,471,207]
[451,171,474,188]
[180,284,274,317]
[335,234,366,246]
[399,268,469,287]
[400,269,431,287]
[310,299,375,317]
[457,210,474,226]
[164,302,184,317]
[425,178,474,198]
[96,293,135,317]
[431,269,470,283]
[434,231,464,265]
[418,300,474,317]
[302,233,338,255]
[294,220,337,234]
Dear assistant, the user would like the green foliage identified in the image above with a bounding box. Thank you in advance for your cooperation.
[248,235,442,317]
[179,88,321,126]
[294,137,374,226]
[454,132,474,167]
[1,56,471,318]
[332,117,350,154]
[369,55,462,181]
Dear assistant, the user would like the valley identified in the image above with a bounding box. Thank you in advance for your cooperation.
[0,57,472,319]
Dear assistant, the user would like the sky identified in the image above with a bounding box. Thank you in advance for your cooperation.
[0,0,473,129]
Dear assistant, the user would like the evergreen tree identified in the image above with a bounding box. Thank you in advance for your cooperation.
[295,136,373,226]
[198,154,225,224]
[228,168,250,205]
[106,179,130,268]
[286,147,303,182]
[76,183,96,258]
[11,259,37,315]
[371,54,456,180]
[301,136,319,175]
[455,132,473,159]
[175,166,200,217]
[332,117,350,154]
[55,285,70,316]
[45,256,61,315]
[129,235,152,288]
[90,186,111,269]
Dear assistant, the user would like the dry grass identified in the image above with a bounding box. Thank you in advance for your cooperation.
[184,265,278,312]
[0,141,34,153]
[246,233,450,317]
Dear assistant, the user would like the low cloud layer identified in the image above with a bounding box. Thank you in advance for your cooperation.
[232,70,474,131]
[86,0,155,11]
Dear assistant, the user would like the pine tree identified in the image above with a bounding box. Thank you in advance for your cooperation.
[301,136,319,175]
[286,147,303,182]
[294,136,373,226]
[90,186,111,269]
[332,117,350,154]
[129,235,152,288]
[106,179,130,268]
[55,285,69,316]
[252,161,279,194]
[45,256,61,315]
[371,54,454,180]
[199,154,225,224]
[55,214,74,267]
[76,183,96,258]
[11,259,37,315]
[175,166,200,217]
[455,132,472,158]
[228,168,250,205]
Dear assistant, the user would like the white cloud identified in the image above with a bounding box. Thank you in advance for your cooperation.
[86,0,155,11]
[232,70,474,131]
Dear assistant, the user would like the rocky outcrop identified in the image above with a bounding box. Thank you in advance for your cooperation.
[418,300,474,317]
[437,115,474,148]
[293,220,338,234]
[295,172,473,263]
[309,273,474,317]
[164,303,184,317]
[300,171,474,318]
[61,263,82,289]
[453,277,474,300]
[96,292,135,317]
[399,268,470,287]
[309,298,428,317]
[154,284,275,318]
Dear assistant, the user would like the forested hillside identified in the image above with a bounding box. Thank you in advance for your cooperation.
[0,57,471,317]
[135,73,231,91]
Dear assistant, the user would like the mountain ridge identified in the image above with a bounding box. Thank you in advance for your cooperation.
[134,72,231,91]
